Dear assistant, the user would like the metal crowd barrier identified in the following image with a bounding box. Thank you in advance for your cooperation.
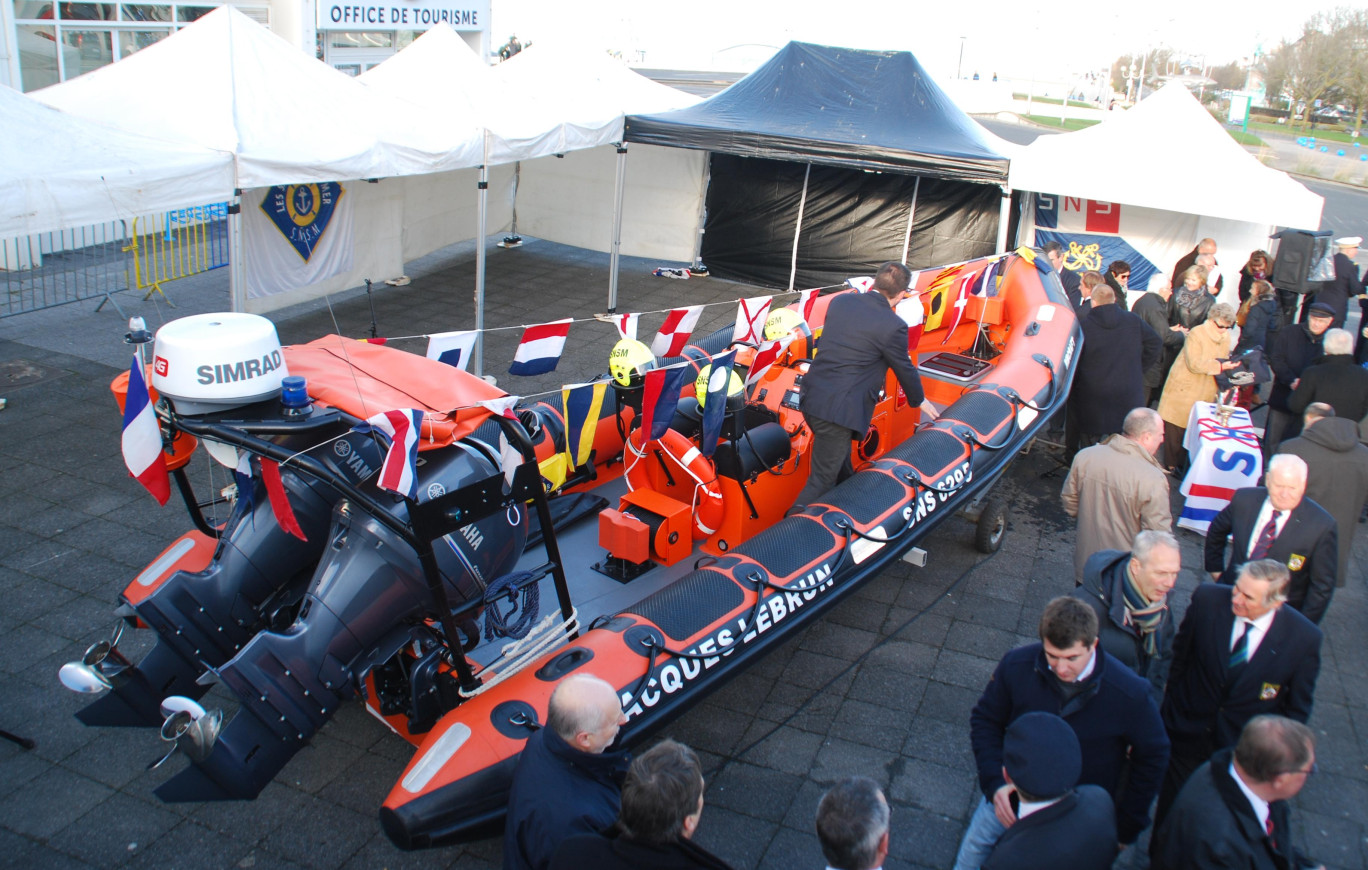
[0,221,131,318]
[125,203,230,305]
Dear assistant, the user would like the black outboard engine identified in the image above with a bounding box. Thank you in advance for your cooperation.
[156,439,526,802]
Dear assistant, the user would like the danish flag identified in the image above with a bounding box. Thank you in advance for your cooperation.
[650,305,704,357]
[732,295,772,344]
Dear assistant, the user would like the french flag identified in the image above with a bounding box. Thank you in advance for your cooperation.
[509,318,573,376]
[650,306,703,358]
[358,409,424,500]
[120,355,170,505]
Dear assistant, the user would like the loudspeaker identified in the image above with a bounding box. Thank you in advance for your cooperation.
[1271,229,1333,294]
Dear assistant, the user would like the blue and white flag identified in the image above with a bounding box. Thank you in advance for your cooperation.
[699,350,736,458]
[426,330,479,371]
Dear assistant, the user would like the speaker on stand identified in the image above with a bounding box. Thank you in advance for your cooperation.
[1271,229,1333,324]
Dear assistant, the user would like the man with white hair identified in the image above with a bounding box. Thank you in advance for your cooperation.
[816,776,890,870]
[1154,560,1322,829]
[1172,238,1223,295]
[1131,275,1186,407]
[1278,402,1368,589]
[1287,327,1368,422]
[505,673,631,870]
[1203,454,1338,623]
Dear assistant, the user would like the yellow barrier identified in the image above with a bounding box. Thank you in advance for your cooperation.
[123,205,229,304]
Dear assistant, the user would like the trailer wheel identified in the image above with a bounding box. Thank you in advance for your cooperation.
[974,497,1008,553]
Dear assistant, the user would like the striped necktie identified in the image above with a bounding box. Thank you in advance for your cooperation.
[1230,621,1252,669]
[1250,510,1283,560]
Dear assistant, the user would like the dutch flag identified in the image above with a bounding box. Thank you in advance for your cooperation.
[121,355,170,505]
[358,409,424,500]
[509,318,573,376]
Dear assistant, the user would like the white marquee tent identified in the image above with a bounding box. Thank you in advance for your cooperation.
[0,84,233,238]
[1008,83,1325,301]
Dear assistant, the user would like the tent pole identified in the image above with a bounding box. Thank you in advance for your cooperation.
[995,186,1012,253]
[475,132,489,377]
[229,188,244,312]
[901,176,921,264]
[608,144,628,313]
[789,163,812,292]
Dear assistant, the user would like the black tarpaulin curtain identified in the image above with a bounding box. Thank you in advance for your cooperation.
[700,154,999,289]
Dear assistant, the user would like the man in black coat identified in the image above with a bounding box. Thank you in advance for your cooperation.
[1154,562,1322,830]
[1073,530,1181,705]
[550,740,734,870]
[815,776,890,870]
[505,674,631,870]
[1204,455,1338,623]
[1068,286,1161,457]
[794,261,924,508]
[1311,236,1363,329]
[1153,716,1321,870]
[1172,237,1224,294]
[1132,276,1186,407]
[982,712,1117,870]
[1044,241,1082,310]
[1264,303,1332,458]
[1286,327,1368,422]
[1278,404,1368,587]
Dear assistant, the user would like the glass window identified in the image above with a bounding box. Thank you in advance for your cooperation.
[120,4,171,21]
[117,28,171,57]
[334,63,361,77]
[175,5,212,22]
[16,25,60,91]
[55,3,114,20]
[62,28,114,76]
[330,31,392,49]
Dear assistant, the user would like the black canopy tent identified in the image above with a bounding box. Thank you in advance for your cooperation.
[624,42,1011,290]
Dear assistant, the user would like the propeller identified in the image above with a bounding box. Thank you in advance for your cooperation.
[58,622,130,695]
[147,696,223,770]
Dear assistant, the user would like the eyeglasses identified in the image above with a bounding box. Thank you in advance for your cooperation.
[1214,323,1233,330]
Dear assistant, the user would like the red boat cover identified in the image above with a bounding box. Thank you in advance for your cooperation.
[284,336,506,449]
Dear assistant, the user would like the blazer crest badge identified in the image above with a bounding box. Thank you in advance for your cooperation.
[1287,553,1306,571]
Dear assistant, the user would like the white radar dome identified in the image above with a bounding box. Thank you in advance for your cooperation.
[151,313,289,415]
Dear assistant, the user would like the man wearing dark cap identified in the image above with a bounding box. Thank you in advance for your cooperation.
[1264,302,1332,458]
[982,712,1117,870]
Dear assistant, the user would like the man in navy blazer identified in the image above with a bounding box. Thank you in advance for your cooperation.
[1153,561,1322,831]
[1203,454,1338,624]
[794,261,925,509]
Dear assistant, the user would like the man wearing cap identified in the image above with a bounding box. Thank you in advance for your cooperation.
[981,712,1117,870]
[1264,302,1332,458]
[1314,235,1363,329]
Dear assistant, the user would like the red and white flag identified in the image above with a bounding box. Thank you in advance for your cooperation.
[733,295,772,344]
[259,458,307,540]
[745,336,791,388]
[478,397,524,487]
[650,305,704,358]
[612,312,639,341]
[846,277,875,293]
[509,318,573,376]
[941,270,978,345]
[798,288,819,321]
[120,355,170,505]
[358,409,424,500]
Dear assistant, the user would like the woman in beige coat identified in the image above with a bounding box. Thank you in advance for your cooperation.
[1157,302,1240,471]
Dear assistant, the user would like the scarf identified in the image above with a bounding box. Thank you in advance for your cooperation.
[1121,568,1167,657]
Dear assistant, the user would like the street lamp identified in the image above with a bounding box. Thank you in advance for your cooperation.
[958,36,966,80]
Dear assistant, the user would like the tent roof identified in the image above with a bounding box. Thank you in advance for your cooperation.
[487,43,700,154]
[0,84,233,237]
[35,8,484,188]
[1008,82,1324,230]
[623,41,1010,184]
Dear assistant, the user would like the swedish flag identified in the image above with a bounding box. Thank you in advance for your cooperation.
[561,381,609,468]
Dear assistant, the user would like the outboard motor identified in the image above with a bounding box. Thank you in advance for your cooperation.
[155,439,527,802]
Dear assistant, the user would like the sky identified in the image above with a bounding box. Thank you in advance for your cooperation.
[488,0,1345,82]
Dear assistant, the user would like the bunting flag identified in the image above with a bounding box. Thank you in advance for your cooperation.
[234,451,255,522]
[650,305,704,358]
[845,277,875,293]
[355,409,424,500]
[260,458,307,541]
[975,258,1004,297]
[509,318,573,376]
[360,337,388,345]
[426,330,479,371]
[921,265,964,332]
[699,350,736,458]
[640,366,689,442]
[941,268,980,345]
[746,336,790,388]
[561,381,610,468]
[895,294,926,354]
[612,312,640,341]
[798,288,819,322]
[477,397,523,487]
[732,296,772,344]
[120,355,170,505]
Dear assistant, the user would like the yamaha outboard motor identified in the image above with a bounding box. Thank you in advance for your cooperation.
[156,439,527,802]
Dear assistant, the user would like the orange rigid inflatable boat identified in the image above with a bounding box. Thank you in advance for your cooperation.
[63,249,1080,850]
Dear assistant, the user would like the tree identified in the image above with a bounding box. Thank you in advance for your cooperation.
[1208,62,1245,91]
[1280,10,1353,128]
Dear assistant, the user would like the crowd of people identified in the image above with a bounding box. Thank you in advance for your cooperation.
[493,241,1359,870]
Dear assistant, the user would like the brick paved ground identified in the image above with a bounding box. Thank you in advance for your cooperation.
[0,238,1364,869]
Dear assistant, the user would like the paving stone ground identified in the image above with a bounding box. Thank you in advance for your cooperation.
[0,238,1364,869]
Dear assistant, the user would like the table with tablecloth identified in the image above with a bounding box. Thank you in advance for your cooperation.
[1177,402,1263,534]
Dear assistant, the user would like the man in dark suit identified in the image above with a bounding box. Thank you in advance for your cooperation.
[1286,327,1368,422]
[793,261,924,509]
[1043,241,1082,310]
[1154,561,1322,830]
[1204,454,1338,623]
[982,712,1117,870]
[1153,715,1322,870]
[1067,285,1161,459]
